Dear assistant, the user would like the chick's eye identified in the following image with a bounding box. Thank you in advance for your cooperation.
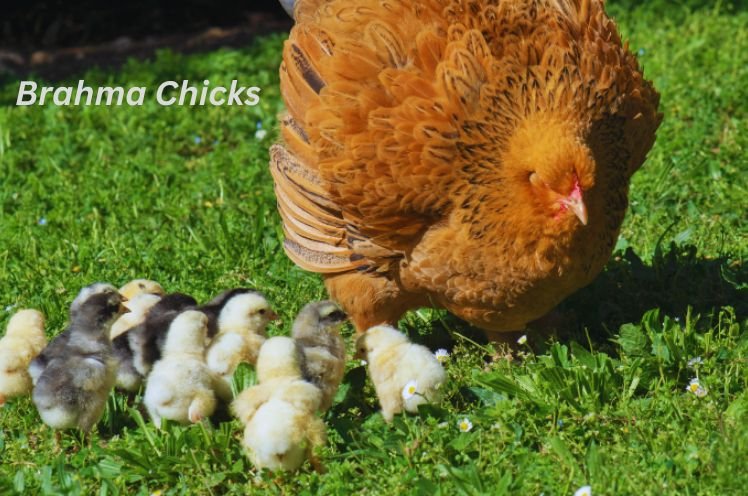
[258,309,266,315]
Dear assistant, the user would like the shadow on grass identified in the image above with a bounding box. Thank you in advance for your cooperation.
[406,243,746,353]
[321,243,747,446]
[610,0,747,13]
[561,243,745,340]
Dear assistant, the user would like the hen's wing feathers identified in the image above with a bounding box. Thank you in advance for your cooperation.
[278,0,660,274]
[277,1,454,271]
[571,0,662,174]
[270,144,366,273]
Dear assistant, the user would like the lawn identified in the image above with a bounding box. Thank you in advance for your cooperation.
[0,0,746,494]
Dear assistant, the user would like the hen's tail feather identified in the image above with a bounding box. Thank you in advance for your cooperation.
[270,145,343,221]
[270,144,368,274]
[282,239,359,273]
[273,0,425,273]
[291,0,335,22]
[280,26,334,131]
[289,44,326,95]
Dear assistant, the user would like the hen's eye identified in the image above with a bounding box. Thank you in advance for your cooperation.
[529,172,542,187]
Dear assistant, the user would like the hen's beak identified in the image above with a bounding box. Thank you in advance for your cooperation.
[561,195,588,226]
[279,0,295,18]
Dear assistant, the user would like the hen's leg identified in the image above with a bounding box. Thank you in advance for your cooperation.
[324,271,421,333]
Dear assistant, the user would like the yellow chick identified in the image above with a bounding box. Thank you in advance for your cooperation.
[292,301,348,412]
[255,336,304,383]
[232,336,326,472]
[143,310,230,427]
[205,291,277,382]
[110,293,162,340]
[118,279,165,301]
[356,325,446,423]
[0,309,46,406]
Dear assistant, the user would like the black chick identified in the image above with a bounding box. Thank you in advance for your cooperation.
[126,288,269,377]
[127,293,197,377]
[197,288,260,338]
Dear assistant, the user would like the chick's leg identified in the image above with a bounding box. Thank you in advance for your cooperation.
[145,403,162,429]
[188,391,217,423]
[378,393,401,423]
[307,417,327,447]
[242,333,266,365]
[231,383,274,424]
[324,272,423,333]
[307,417,327,474]
[212,375,234,403]
[76,392,111,433]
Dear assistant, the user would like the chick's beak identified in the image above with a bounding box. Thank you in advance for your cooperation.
[118,300,130,314]
[561,195,588,226]
[267,310,279,321]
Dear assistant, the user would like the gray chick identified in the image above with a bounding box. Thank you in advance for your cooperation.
[31,283,125,431]
[28,282,118,384]
[292,301,348,412]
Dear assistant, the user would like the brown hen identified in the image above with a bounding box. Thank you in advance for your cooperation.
[270,0,661,338]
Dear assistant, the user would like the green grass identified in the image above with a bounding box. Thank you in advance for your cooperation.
[0,1,746,494]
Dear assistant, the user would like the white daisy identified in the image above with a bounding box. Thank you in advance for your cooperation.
[458,417,473,433]
[402,380,418,400]
[517,334,528,345]
[574,485,592,496]
[686,378,708,398]
[434,348,450,364]
[687,356,703,369]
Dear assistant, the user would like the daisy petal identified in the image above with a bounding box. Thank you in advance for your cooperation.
[574,486,592,496]
[458,417,473,432]
[402,380,418,400]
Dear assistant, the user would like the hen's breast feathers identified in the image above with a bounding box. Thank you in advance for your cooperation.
[273,0,660,290]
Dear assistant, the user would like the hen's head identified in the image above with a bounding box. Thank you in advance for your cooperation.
[502,114,596,232]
